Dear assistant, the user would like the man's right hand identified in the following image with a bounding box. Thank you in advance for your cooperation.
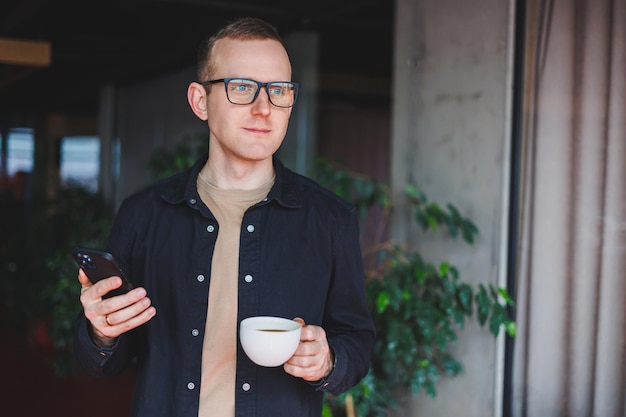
[78,269,156,347]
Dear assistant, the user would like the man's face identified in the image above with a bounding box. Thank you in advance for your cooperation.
[205,38,293,164]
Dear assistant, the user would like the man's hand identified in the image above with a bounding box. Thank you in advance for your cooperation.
[78,269,156,347]
[283,317,334,382]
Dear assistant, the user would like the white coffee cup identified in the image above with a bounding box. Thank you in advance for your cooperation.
[239,316,302,367]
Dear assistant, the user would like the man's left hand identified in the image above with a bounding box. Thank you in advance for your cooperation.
[283,318,334,381]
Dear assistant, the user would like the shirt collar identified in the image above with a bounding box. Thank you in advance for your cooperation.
[160,153,302,209]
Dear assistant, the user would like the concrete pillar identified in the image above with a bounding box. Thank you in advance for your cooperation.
[98,83,118,207]
[281,31,319,175]
[391,0,515,416]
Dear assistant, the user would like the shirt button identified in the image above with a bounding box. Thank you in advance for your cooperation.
[242,382,251,392]
[189,198,197,205]
[187,382,195,390]
[197,274,205,283]
[246,224,255,233]
[191,329,199,337]
[207,225,215,233]
[244,274,253,283]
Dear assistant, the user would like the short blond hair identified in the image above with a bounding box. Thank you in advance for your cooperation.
[196,17,285,82]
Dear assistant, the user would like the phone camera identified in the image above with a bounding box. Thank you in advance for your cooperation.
[76,253,96,270]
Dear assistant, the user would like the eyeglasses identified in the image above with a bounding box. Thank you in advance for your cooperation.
[200,78,300,108]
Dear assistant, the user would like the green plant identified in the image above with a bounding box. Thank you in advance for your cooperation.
[147,133,207,180]
[312,158,515,417]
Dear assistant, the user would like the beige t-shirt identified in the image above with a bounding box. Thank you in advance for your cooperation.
[196,167,274,417]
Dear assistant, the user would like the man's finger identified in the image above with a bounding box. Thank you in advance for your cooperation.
[93,276,122,298]
[77,269,92,286]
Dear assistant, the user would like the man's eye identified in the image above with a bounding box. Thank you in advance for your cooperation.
[269,87,284,95]
[233,84,251,92]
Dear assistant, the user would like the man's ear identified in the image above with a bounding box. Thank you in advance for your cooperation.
[187,82,208,121]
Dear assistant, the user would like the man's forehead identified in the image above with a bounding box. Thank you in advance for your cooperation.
[213,37,283,54]
[211,38,291,76]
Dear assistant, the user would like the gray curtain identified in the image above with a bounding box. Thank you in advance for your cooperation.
[513,0,626,416]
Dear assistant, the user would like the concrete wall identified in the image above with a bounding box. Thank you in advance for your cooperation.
[111,67,205,208]
[391,0,514,416]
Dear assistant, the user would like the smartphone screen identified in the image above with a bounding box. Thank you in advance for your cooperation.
[72,247,133,298]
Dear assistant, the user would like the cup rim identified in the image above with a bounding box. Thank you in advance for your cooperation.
[240,316,301,332]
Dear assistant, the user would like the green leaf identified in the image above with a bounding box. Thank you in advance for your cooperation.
[475,285,492,326]
[426,215,439,231]
[489,304,506,336]
[438,262,450,277]
[405,183,418,197]
[376,291,390,313]
[322,402,333,417]
[456,283,473,314]
[451,307,466,328]
[497,287,515,306]
[442,356,463,376]
[415,267,427,284]
[505,321,517,337]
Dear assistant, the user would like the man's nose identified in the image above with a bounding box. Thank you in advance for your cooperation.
[251,87,272,115]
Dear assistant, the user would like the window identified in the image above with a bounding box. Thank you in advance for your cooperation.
[60,136,100,193]
[6,128,35,176]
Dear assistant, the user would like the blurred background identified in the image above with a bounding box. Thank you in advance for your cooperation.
[1,1,624,417]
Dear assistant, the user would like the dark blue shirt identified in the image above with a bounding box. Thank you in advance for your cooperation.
[74,155,375,417]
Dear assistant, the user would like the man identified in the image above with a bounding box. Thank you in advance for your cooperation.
[74,17,374,417]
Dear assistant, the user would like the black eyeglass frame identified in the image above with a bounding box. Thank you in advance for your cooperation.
[200,78,300,108]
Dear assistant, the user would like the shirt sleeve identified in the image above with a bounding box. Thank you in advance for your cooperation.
[315,207,375,395]
[73,312,134,376]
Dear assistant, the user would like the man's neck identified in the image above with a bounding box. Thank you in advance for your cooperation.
[201,153,275,190]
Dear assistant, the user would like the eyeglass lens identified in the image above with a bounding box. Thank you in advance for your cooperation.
[226,79,296,107]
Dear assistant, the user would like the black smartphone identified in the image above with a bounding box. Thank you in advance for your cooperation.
[72,247,133,298]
